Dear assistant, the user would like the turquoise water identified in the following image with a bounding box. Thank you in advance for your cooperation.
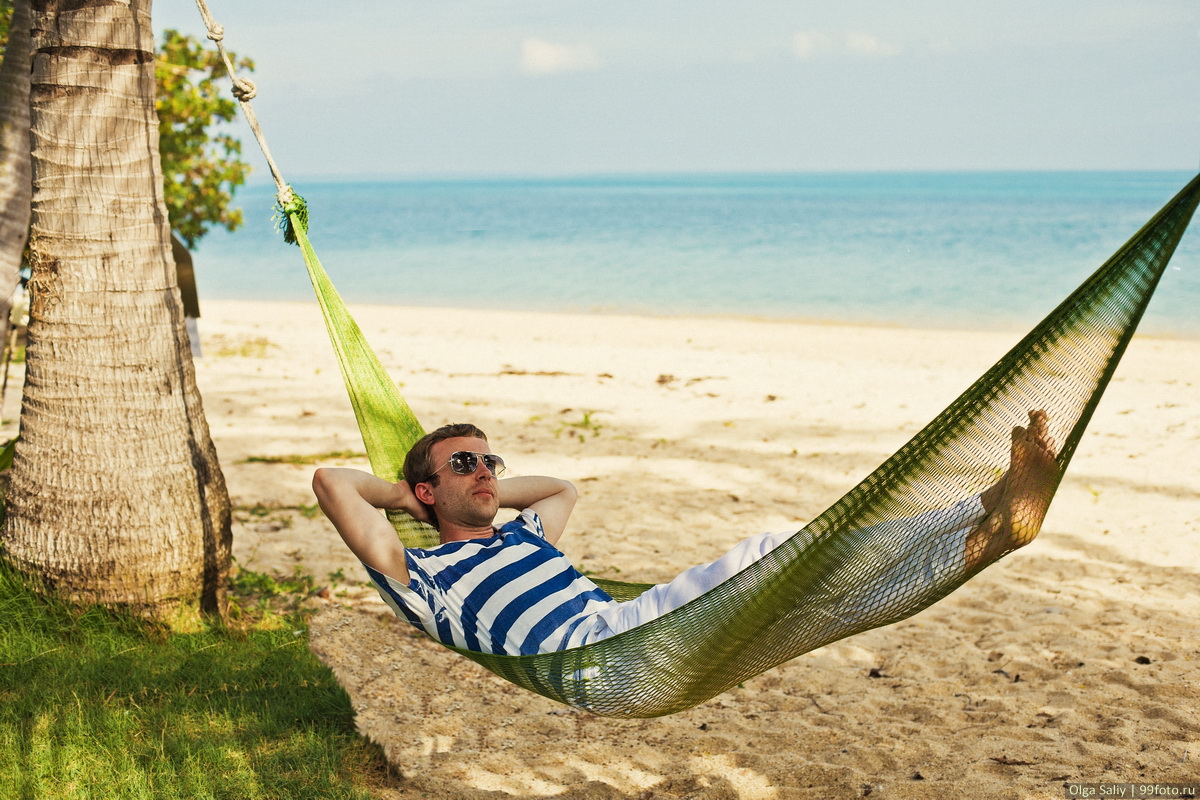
[193,171,1200,336]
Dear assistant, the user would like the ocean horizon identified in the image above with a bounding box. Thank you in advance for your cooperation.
[192,170,1200,337]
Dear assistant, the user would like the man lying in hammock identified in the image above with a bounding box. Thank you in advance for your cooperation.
[312,412,1058,657]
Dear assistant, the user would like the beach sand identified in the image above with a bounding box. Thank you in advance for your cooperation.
[53,298,1200,798]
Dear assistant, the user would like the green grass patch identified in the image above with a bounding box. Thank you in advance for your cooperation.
[229,563,318,615]
[232,503,323,530]
[0,561,390,799]
[555,410,603,442]
[238,450,366,466]
[210,337,277,359]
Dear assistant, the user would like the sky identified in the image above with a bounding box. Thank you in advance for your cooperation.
[153,0,1200,179]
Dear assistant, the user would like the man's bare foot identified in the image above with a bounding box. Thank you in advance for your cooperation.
[965,410,1060,572]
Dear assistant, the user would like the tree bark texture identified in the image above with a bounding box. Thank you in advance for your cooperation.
[0,0,33,337]
[3,0,231,616]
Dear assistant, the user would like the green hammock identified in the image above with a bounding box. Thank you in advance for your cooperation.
[280,174,1199,718]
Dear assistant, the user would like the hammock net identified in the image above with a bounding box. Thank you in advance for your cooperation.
[283,173,1199,718]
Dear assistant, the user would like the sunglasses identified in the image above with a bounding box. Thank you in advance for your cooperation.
[429,451,506,480]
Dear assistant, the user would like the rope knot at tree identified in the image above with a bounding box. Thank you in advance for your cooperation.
[205,23,224,42]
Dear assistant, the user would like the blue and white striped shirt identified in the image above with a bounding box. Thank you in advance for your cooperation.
[364,509,616,655]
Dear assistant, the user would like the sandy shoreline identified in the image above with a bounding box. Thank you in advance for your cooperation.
[8,298,1198,798]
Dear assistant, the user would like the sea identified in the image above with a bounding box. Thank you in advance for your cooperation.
[192,171,1200,338]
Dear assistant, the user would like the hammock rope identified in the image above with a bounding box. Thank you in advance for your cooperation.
[193,0,1200,719]
[191,0,299,217]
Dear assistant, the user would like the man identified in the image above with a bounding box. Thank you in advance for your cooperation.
[313,413,1058,657]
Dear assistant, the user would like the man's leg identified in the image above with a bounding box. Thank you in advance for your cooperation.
[584,410,1059,643]
[964,409,1059,572]
[586,496,986,641]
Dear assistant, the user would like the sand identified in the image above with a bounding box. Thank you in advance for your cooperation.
[21,297,1200,799]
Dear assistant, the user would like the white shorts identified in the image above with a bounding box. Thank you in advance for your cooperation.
[581,495,986,643]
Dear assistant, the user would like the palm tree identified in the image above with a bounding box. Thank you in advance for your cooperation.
[2,0,232,617]
[0,0,31,339]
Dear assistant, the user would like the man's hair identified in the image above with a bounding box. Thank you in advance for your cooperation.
[403,423,489,491]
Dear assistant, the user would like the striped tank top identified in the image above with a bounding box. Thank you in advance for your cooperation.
[364,509,616,655]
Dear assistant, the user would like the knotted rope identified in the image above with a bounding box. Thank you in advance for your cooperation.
[191,0,304,238]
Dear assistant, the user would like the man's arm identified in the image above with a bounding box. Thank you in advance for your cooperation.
[312,468,429,584]
[498,476,577,545]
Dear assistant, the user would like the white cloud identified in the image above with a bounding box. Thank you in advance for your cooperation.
[845,32,900,57]
[793,30,900,60]
[792,31,832,60]
[520,38,601,75]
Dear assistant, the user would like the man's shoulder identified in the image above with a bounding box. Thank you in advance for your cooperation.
[497,508,546,541]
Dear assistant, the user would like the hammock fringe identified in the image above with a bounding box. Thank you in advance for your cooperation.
[274,194,309,246]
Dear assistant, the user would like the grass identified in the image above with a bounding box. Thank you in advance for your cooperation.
[228,562,320,617]
[554,410,603,441]
[238,450,366,466]
[232,503,323,535]
[0,561,391,799]
[210,337,277,359]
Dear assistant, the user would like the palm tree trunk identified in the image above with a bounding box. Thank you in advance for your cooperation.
[0,0,32,342]
[2,0,232,617]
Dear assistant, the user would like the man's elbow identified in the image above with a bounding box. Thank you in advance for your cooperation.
[312,468,340,507]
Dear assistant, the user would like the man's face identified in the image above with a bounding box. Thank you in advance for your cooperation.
[420,436,501,529]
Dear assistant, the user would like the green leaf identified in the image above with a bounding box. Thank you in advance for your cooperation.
[0,436,16,472]
[155,30,254,249]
